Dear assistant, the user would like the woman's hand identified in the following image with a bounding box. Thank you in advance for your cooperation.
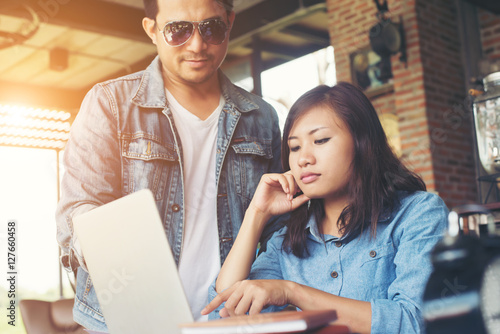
[212,172,309,296]
[249,172,310,220]
[204,279,373,333]
[202,280,294,317]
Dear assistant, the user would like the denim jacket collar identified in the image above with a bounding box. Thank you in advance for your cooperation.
[131,56,167,109]
[219,73,259,113]
[130,56,259,113]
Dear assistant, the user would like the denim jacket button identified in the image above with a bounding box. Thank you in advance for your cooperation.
[335,241,342,247]
[330,271,338,278]
[172,204,180,212]
[369,250,377,258]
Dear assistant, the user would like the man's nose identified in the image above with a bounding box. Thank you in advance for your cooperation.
[185,25,208,51]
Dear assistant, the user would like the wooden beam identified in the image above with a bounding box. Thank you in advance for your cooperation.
[280,25,330,46]
[260,41,326,61]
[229,0,327,49]
[2,0,149,43]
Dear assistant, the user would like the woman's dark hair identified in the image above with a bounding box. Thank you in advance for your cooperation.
[142,0,234,20]
[281,82,426,258]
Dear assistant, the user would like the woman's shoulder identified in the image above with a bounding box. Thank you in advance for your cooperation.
[398,190,448,210]
[390,190,449,236]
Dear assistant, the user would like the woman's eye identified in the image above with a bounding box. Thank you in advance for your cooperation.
[315,138,331,145]
[290,146,300,152]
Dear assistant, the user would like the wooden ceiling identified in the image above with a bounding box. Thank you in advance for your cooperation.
[0,0,329,112]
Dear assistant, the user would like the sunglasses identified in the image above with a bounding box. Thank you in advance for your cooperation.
[158,18,229,47]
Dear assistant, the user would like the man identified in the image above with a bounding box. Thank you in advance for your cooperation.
[56,0,282,331]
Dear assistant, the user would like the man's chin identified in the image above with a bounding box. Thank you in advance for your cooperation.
[180,70,217,85]
[178,62,217,80]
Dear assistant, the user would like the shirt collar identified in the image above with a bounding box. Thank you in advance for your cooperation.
[131,56,259,113]
[304,205,394,243]
[305,216,323,242]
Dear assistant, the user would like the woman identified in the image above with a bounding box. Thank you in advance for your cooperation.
[202,82,448,333]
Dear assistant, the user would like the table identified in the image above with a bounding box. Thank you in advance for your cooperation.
[308,324,351,333]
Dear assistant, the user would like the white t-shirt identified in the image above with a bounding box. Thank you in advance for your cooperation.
[166,89,223,321]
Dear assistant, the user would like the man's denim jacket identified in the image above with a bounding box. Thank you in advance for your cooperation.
[55,56,283,330]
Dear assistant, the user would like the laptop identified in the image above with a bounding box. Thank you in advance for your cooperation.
[73,189,194,334]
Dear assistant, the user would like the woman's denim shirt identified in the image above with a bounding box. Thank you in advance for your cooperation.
[209,191,448,334]
[56,56,282,331]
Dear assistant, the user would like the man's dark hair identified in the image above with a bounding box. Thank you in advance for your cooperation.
[142,0,234,20]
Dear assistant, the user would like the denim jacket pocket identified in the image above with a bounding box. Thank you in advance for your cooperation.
[231,139,273,201]
[121,135,178,201]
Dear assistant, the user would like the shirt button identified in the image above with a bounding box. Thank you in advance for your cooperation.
[335,241,342,247]
[369,250,377,258]
[330,271,338,278]
[172,204,180,212]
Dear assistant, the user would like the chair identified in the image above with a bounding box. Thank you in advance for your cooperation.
[19,298,85,334]
[452,202,500,237]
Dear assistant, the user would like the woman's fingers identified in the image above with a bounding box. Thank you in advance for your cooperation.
[219,307,230,318]
[201,285,236,315]
[248,298,266,316]
[291,193,310,210]
[274,174,292,198]
[223,287,245,317]
[272,171,301,201]
[226,282,267,317]
[257,172,308,215]
[232,293,254,316]
[282,172,296,200]
[201,295,223,315]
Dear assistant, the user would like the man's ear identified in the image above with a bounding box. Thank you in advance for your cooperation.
[142,17,158,45]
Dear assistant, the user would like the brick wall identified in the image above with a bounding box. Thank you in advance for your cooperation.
[416,0,476,206]
[479,8,500,60]
[326,0,478,208]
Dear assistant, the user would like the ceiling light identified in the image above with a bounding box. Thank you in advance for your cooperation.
[50,48,69,71]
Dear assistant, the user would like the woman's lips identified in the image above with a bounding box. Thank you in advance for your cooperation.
[301,173,320,184]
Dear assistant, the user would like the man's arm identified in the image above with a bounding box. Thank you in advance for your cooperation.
[56,84,122,272]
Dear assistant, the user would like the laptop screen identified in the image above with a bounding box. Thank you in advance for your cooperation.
[74,189,194,334]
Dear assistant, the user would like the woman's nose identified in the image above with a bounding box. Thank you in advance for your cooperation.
[298,148,315,167]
